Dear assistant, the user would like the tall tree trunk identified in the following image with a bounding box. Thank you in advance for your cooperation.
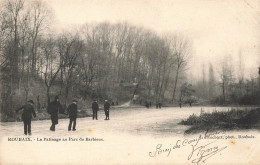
[222,82,225,102]
[172,68,179,102]
[162,72,170,100]
[47,86,50,105]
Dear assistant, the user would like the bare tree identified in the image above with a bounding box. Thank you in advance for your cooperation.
[27,0,51,75]
[4,0,24,91]
[0,0,24,117]
[219,55,234,102]
[208,63,216,100]
[57,33,84,105]
[170,34,191,102]
[42,37,61,105]
[237,50,244,93]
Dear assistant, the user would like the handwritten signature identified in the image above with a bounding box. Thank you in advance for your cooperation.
[149,132,228,165]
[188,140,227,165]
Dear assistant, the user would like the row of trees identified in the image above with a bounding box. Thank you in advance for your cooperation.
[193,54,260,105]
[0,0,191,120]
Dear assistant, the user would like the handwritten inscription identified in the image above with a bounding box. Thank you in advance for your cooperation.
[149,140,181,157]
[188,140,227,164]
[149,132,228,164]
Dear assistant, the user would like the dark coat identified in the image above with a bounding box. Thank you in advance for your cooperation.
[47,100,64,115]
[67,103,77,119]
[104,102,110,111]
[16,104,36,121]
[92,102,99,111]
[47,100,63,125]
[51,114,58,124]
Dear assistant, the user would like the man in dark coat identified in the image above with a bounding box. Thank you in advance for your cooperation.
[16,100,36,135]
[92,100,99,120]
[67,100,78,131]
[47,96,63,131]
[104,100,110,120]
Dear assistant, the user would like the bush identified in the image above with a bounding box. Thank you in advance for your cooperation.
[179,108,260,133]
[238,92,260,105]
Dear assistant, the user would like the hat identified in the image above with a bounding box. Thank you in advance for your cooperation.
[28,100,34,104]
[105,100,108,102]
[72,100,78,103]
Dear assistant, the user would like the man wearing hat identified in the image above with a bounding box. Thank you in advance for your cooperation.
[67,100,78,131]
[16,100,36,135]
[47,96,64,131]
[92,100,99,120]
[104,100,110,120]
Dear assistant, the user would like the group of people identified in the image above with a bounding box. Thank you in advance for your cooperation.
[91,100,110,120]
[144,101,162,109]
[16,96,111,135]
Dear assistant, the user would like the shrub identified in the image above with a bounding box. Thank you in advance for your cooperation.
[179,108,260,133]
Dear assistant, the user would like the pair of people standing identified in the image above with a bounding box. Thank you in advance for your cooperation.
[47,96,78,131]
[92,100,110,120]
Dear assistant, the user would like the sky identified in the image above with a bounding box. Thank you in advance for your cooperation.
[44,0,260,80]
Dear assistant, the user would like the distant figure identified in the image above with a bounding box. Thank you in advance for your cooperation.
[36,95,41,112]
[92,100,99,120]
[158,102,162,109]
[189,101,192,107]
[156,103,159,109]
[111,102,114,106]
[179,102,182,108]
[16,100,36,135]
[149,101,152,107]
[41,103,46,111]
[145,101,149,108]
[104,100,110,120]
[47,96,64,131]
[67,100,78,131]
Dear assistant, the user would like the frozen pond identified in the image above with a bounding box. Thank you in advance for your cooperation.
[1,106,259,165]
[0,106,242,137]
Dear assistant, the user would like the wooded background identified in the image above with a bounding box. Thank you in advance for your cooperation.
[1,0,259,121]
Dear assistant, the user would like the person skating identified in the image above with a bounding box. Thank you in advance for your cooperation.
[16,100,36,135]
[92,100,99,120]
[67,100,78,131]
[47,96,64,131]
[104,100,110,120]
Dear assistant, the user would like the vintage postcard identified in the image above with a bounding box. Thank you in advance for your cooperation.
[0,0,259,164]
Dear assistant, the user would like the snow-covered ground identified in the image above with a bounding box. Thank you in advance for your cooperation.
[0,106,259,164]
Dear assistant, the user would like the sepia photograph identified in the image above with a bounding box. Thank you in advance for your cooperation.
[0,0,260,164]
